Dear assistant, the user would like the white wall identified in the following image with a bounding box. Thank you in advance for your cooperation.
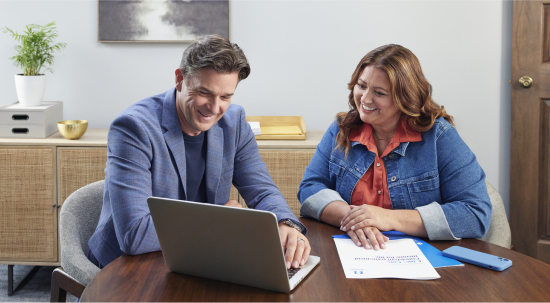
[0,0,512,216]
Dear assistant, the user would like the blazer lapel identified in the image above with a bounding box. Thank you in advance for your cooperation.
[161,88,187,198]
[206,124,223,204]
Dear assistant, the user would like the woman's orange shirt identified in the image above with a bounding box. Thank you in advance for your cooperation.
[348,116,421,209]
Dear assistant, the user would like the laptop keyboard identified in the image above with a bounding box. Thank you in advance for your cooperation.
[287,267,302,279]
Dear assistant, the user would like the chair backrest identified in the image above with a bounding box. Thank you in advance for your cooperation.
[480,181,512,248]
[59,180,104,286]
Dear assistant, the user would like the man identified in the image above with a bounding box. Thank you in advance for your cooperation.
[87,35,310,270]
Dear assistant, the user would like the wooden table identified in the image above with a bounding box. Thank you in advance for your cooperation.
[81,218,550,302]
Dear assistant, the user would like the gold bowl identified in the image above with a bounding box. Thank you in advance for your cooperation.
[58,120,88,140]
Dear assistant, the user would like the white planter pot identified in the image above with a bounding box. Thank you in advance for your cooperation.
[14,74,46,107]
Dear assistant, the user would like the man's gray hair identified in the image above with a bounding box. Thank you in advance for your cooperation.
[179,35,251,82]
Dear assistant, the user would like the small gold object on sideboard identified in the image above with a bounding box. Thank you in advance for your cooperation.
[57,120,88,140]
[246,116,306,140]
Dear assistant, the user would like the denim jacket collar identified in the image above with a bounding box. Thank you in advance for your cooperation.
[350,139,412,157]
[392,141,411,156]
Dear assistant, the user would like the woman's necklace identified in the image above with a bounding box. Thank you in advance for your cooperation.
[373,130,394,141]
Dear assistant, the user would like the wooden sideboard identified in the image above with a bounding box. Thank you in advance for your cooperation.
[0,129,323,267]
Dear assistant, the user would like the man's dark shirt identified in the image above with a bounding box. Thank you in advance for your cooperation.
[183,131,207,203]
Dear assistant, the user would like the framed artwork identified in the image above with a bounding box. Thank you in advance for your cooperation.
[98,0,230,43]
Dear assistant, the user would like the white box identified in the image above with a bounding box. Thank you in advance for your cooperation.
[0,101,63,138]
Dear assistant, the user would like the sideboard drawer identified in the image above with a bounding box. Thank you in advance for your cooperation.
[0,146,57,262]
[58,147,107,207]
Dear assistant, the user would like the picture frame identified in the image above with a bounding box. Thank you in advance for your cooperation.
[98,0,230,43]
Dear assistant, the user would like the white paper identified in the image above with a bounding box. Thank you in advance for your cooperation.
[247,121,261,135]
[333,238,440,280]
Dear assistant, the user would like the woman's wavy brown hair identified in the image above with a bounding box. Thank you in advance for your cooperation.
[336,44,453,154]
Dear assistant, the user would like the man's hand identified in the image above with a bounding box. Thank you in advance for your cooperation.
[278,223,311,269]
[224,200,242,208]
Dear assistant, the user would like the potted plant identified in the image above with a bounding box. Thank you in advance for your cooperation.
[2,22,66,107]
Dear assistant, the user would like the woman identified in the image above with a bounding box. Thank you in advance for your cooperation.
[298,44,491,251]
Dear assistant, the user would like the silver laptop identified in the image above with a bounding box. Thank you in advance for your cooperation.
[147,197,321,293]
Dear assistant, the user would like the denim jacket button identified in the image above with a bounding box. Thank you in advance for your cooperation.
[391,176,396,182]
[388,154,394,160]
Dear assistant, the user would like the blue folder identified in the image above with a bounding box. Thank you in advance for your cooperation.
[333,231,462,268]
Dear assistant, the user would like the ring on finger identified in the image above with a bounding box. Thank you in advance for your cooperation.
[297,238,305,243]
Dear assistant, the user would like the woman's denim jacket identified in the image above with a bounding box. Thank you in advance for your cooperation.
[298,117,491,240]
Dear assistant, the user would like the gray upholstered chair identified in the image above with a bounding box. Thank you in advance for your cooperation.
[480,181,512,249]
[50,180,104,302]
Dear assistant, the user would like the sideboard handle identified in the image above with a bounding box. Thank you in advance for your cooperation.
[12,114,29,120]
[12,128,29,134]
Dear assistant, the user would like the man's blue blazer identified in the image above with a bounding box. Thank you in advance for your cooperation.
[88,88,302,267]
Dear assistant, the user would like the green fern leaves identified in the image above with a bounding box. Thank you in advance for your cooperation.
[2,21,67,76]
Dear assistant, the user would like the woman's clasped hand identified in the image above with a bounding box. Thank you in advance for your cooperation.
[340,205,390,250]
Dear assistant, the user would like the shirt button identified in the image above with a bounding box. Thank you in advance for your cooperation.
[391,176,396,182]
[376,162,380,167]
[377,190,381,195]
[388,154,394,160]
